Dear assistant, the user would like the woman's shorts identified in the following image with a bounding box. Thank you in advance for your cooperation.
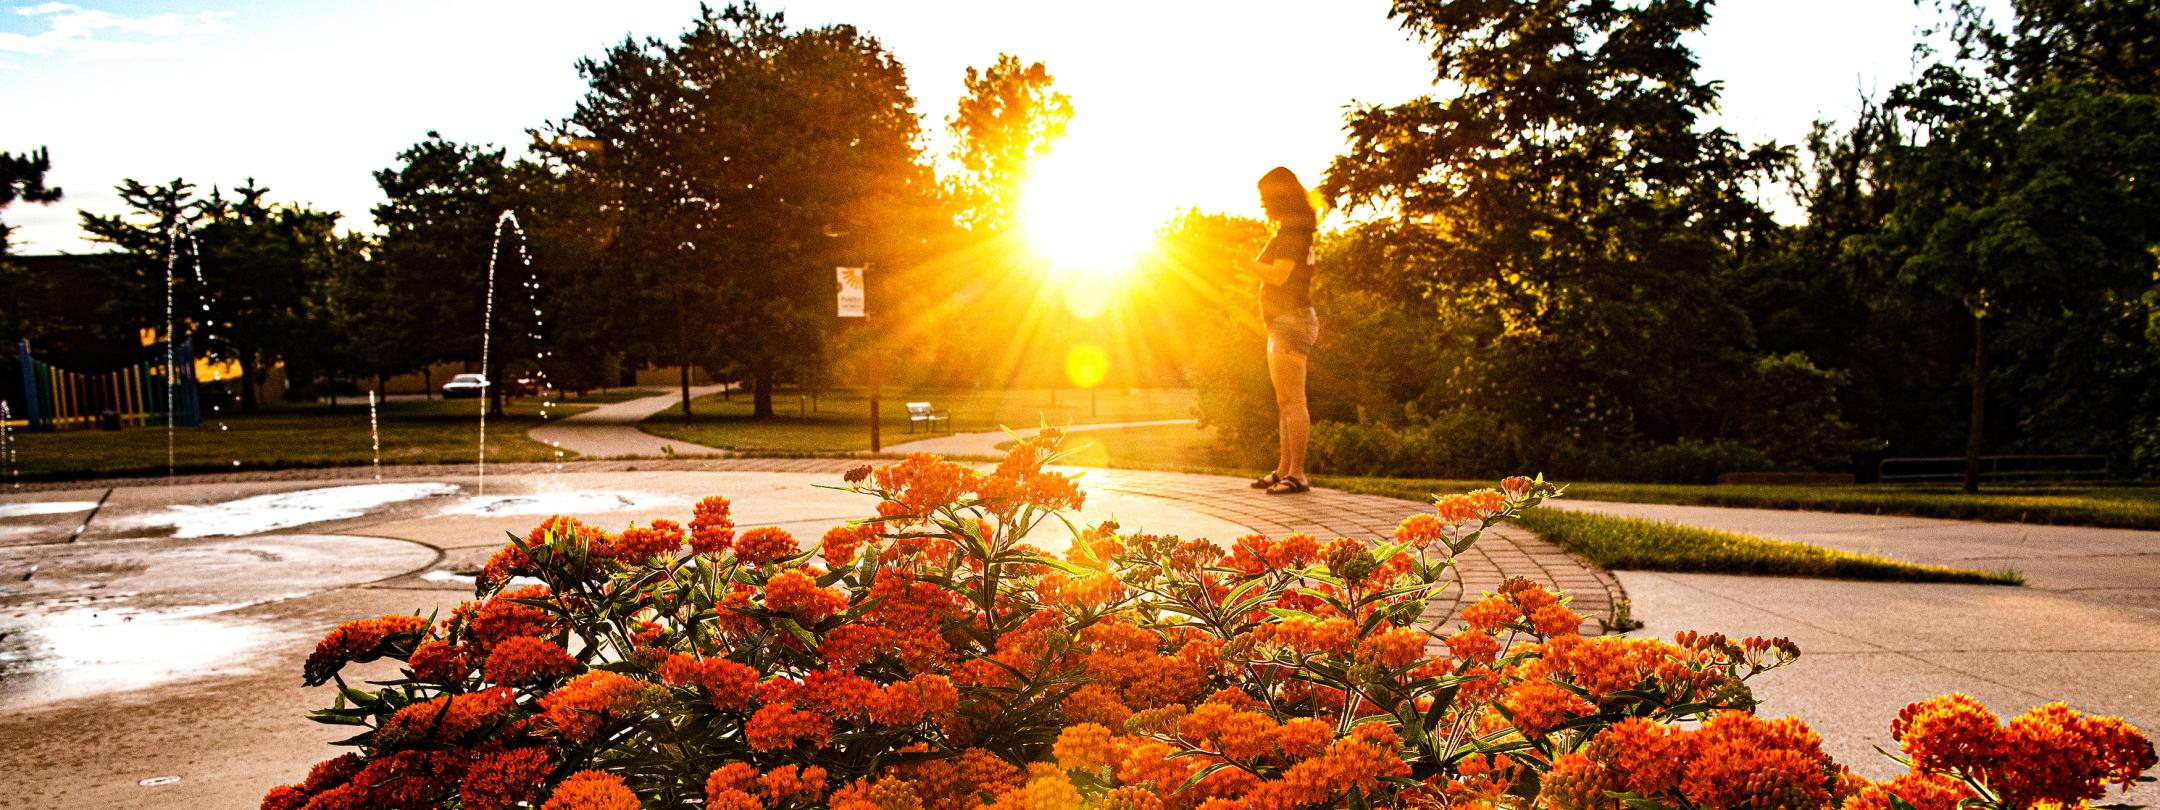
[1266,307,1319,357]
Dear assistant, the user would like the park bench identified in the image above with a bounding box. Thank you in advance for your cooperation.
[905,401,951,434]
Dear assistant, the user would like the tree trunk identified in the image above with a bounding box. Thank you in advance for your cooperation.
[753,366,775,418]
[238,350,259,412]
[488,356,506,418]
[680,364,693,425]
[423,367,433,400]
[1962,312,1986,494]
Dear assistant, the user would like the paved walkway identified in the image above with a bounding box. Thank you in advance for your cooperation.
[1551,500,2159,798]
[883,418,1201,457]
[527,385,732,458]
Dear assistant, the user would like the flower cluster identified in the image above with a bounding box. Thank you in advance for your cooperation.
[268,441,2154,810]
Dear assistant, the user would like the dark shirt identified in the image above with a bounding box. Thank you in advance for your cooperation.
[1257,223,1315,318]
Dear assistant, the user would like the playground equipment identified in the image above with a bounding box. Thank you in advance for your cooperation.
[12,338,200,432]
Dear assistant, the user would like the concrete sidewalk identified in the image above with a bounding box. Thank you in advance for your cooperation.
[528,385,732,458]
[1549,499,2160,611]
[1553,499,2158,800]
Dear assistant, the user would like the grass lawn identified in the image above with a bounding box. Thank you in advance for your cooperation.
[1316,476,2160,531]
[638,387,1196,454]
[1512,509,2022,585]
[1001,423,1230,469]
[4,394,596,481]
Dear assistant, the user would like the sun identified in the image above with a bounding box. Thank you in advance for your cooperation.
[1018,147,1160,279]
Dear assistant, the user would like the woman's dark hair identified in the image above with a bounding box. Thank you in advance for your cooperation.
[1257,166,1316,226]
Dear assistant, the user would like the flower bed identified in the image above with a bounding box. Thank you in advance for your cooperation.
[266,435,2155,809]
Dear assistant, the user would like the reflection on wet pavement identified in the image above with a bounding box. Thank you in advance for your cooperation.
[0,533,437,709]
[117,483,462,538]
[0,502,98,519]
[442,491,667,517]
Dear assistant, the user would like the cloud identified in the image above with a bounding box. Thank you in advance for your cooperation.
[1,3,233,62]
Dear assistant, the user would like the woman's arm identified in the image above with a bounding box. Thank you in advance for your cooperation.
[1238,255,1297,286]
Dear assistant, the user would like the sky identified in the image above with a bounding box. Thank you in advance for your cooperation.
[1,0,1997,255]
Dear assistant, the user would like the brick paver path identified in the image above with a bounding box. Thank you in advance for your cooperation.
[11,458,1623,628]
[884,419,1200,458]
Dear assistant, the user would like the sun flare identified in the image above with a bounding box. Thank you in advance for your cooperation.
[1018,147,1160,279]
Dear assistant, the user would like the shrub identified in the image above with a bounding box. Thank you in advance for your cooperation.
[267,437,2154,809]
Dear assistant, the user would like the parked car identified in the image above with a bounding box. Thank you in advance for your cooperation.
[442,373,490,399]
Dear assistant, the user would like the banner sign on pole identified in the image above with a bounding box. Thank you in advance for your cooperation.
[836,266,866,318]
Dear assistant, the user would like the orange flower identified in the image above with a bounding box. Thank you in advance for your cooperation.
[1054,723,1119,772]
[873,453,980,520]
[613,520,684,563]
[1993,702,2157,806]
[464,585,561,651]
[706,762,759,796]
[734,526,799,565]
[542,770,637,810]
[762,764,827,803]
[764,568,844,622]
[479,541,534,590]
[484,636,578,686]
[1501,476,1534,501]
[705,788,762,810]
[1277,717,1334,759]
[821,523,876,567]
[540,672,653,743]
[383,686,513,744]
[1356,626,1428,669]
[460,747,554,810]
[407,639,470,685]
[1459,595,1519,632]
[304,613,430,685]
[1843,772,1969,810]
[746,702,833,751]
[1499,680,1592,737]
[689,496,736,554]
[344,749,469,808]
[1394,513,1450,550]
[800,671,879,720]
[822,624,896,671]
[1529,603,1584,637]
[1892,693,2004,775]
[1445,629,1501,665]
[658,654,758,711]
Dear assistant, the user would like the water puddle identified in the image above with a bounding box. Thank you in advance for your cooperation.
[442,491,666,517]
[0,603,288,709]
[0,502,99,519]
[124,483,461,538]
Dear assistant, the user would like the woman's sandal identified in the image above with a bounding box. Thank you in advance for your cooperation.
[1264,476,1310,495]
[1249,473,1282,489]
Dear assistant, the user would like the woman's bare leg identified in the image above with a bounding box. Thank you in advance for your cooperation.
[1268,348,1310,480]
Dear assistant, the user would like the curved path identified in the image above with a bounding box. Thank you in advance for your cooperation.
[1548,499,2160,797]
[528,385,732,458]
[882,418,1201,458]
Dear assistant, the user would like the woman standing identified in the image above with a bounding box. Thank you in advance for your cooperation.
[1240,167,1319,495]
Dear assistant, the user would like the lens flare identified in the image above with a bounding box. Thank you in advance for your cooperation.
[1064,344,1109,389]
[1019,147,1158,278]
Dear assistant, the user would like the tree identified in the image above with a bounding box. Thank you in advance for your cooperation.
[1879,0,2160,488]
[80,179,347,411]
[546,4,928,419]
[1324,0,1788,463]
[373,133,520,415]
[944,55,1072,232]
[1,147,62,256]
